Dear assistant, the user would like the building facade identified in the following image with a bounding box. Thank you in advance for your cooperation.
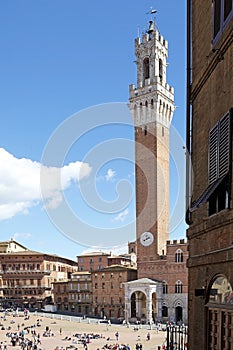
[125,239,188,324]
[186,0,233,349]
[77,252,110,272]
[92,265,137,320]
[53,271,92,315]
[0,240,78,309]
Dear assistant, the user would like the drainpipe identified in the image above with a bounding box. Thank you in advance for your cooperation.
[185,0,193,225]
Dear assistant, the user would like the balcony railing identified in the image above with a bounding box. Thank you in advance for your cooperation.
[0,269,51,275]
[0,285,51,290]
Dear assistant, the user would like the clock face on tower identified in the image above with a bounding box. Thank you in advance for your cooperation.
[140,231,154,247]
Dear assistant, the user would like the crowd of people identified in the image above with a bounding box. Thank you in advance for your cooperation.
[0,310,167,350]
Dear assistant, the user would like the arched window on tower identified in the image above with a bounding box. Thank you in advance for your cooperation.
[159,59,163,82]
[143,57,150,84]
[175,249,183,263]
[175,280,183,293]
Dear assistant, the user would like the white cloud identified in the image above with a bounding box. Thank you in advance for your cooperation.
[0,148,92,221]
[112,208,129,222]
[12,232,32,240]
[105,168,116,181]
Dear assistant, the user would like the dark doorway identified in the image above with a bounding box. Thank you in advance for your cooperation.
[131,293,136,318]
[175,306,182,322]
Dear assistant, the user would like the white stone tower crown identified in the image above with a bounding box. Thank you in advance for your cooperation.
[129,20,175,128]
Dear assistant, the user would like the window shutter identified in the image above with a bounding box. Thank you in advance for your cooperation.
[209,110,232,184]
[209,124,219,184]
[219,112,231,178]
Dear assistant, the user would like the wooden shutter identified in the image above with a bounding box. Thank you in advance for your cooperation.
[209,124,219,184]
[219,111,231,178]
[209,110,231,184]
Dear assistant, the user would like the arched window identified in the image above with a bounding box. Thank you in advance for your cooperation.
[162,126,164,137]
[151,99,154,108]
[207,276,233,348]
[162,281,168,294]
[159,59,163,82]
[143,57,150,82]
[175,280,183,293]
[208,276,233,304]
[175,249,183,263]
[145,100,148,107]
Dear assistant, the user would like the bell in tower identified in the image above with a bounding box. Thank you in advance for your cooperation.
[147,20,155,34]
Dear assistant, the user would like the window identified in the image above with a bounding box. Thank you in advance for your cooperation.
[162,281,168,294]
[159,59,163,82]
[175,250,183,263]
[98,257,102,262]
[213,0,233,43]
[102,282,105,289]
[143,57,150,83]
[111,282,114,289]
[207,276,233,347]
[208,111,232,215]
[190,110,232,213]
[162,126,164,137]
[175,281,183,293]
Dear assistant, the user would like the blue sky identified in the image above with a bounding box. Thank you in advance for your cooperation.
[0,1,187,260]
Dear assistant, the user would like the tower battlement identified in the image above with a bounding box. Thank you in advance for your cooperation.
[167,239,187,246]
[129,79,174,99]
[135,30,168,50]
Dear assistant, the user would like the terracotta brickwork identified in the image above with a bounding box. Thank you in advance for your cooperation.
[135,124,170,279]
[77,252,110,272]
[53,272,92,315]
[92,265,137,319]
[0,245,78,309]
[187,1,233,349]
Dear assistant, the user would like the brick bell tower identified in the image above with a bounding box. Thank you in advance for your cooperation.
[129,19,175,279]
